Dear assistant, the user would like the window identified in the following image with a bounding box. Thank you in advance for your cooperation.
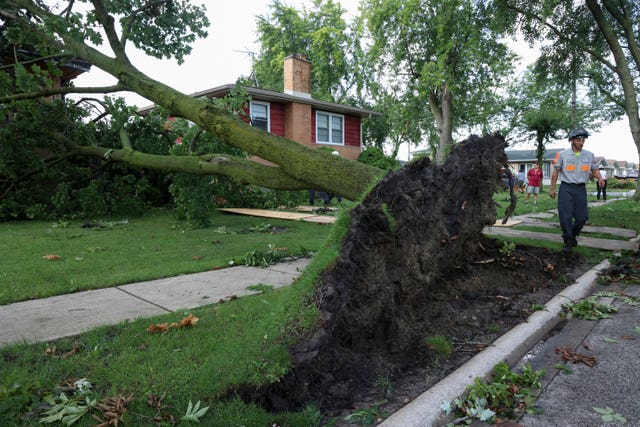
[316,111,344,145]
[250,101,270,132]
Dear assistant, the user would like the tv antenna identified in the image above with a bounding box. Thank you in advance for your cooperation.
[234,49,259,87]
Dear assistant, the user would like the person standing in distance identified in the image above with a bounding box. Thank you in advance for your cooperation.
[525,162,543,205]
[550,128,604,253]
[596,166,608,201]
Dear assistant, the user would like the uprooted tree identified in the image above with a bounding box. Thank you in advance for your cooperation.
[0,0,520,411]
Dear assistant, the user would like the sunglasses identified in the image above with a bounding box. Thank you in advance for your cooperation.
[573,136,586,141]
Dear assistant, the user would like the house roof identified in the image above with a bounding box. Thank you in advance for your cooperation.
[2,49,91,82]
[138,84,381,117]
[505,148,563,162]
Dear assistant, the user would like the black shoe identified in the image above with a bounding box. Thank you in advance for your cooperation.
[571,237,578,247]
[563,238,574,253]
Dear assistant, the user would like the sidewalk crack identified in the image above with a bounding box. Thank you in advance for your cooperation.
[115,287,173,313]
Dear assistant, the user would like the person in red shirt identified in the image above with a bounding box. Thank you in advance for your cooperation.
[525,162,544,205]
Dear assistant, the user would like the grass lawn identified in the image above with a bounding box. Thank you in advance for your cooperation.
[1,196,639,426]
[0,209,333,305]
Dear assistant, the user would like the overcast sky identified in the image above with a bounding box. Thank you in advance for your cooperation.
[72,0,639,164]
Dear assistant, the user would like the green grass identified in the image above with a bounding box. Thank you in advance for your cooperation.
[0,209,332,305]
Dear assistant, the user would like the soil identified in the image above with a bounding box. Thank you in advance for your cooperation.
[236,134,589,425]
[319,237,587,425]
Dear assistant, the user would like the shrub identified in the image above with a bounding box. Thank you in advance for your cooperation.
[357,147,401,171]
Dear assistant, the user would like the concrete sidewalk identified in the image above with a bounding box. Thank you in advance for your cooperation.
[519,281,640,427]
[0,258,310,346]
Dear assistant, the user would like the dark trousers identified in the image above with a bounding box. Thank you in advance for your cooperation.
[597,180,607,200]
[558,183,588,242]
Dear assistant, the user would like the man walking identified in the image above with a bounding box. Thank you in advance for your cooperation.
[550,128,604,253]
[525,162,543,205]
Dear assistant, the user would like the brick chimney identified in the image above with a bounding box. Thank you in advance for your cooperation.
[283,54,312,145]
[283,54,311,99]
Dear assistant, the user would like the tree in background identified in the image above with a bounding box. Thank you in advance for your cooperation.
[497,0,640,199]
[253,0,362,103]
[363,0,516,163]
[504,67,609,167]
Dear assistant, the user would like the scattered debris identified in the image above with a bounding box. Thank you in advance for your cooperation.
[555,346,597,367]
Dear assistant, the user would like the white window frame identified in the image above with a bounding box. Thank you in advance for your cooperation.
[315,111,344,145]
[249,100,270,132]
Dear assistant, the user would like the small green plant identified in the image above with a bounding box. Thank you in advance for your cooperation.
[425,335,454,359]
[562,297,618,320]
[553,363,573,374]
[499,241,516,256]
[246,284,274,293]
[0,381,43,421]
[249,223,274,233]
[241,244,288,267]
[487,324,501,333]
[181,400,210,424]
[441,397,495,424]
[39,393,97,425]
[374,375,394,397]
[212,226,236,234]
[442,362,545,424]
[343,406,386,426]
[592,406,627,424]
[530,303,546,312]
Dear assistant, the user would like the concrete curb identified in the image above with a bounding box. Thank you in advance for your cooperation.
[379,258,611,427]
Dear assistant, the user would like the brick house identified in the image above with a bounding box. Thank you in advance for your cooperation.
[184,54,380,161]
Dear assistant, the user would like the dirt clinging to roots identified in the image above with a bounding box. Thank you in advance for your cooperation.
[238,134,586,418]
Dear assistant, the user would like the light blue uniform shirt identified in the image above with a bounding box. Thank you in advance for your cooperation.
[553,148,598,184]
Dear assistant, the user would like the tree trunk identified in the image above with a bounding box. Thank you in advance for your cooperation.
[585,0,640,201]
[430,83,454,164]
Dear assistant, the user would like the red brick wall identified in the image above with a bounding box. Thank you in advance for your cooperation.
[270,103,285,137]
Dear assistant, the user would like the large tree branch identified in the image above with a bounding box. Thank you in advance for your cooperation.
[5,0,384,200]
[0,85,126,102]
[49,133,318,190]
[602,0,640,72]
[585,0,639,118]
[90,0,130,64]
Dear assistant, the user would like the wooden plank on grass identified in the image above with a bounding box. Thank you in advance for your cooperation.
[491,219,522,227]
[218,208,315,220]
[302,215,337,224]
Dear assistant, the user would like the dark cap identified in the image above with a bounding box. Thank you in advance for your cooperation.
[568,127,590,140]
